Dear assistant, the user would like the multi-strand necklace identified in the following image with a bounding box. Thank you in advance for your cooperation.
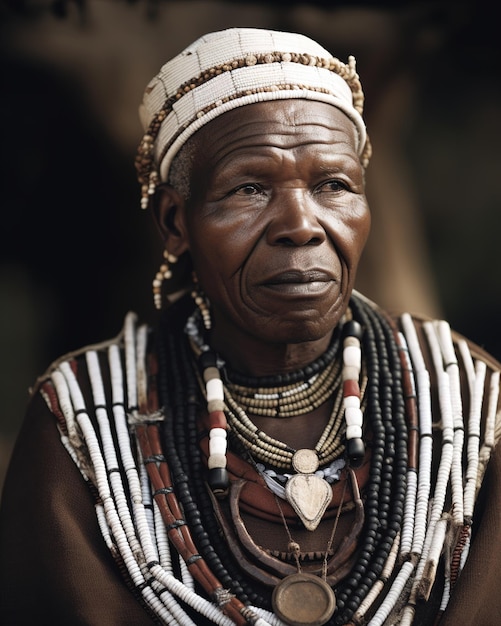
[41,291,501,626]
[223,339,343,419]
[185,306,367,533]
[167,294,409,625]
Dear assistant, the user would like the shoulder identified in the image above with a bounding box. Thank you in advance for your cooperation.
[354,290,501,372]
[31,312,138,394]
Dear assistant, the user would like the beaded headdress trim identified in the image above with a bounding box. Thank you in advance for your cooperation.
[136,28,370,209]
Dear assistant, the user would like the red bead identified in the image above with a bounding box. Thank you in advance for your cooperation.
[208,410,227,429]
[343,379,360,398]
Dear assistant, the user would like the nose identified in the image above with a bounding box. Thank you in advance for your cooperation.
[266,189,326,246]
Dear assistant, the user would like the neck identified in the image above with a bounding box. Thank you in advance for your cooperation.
[209,318,336,378]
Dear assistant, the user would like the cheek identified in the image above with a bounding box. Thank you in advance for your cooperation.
[354,207,371,255]
[326,199,371,263]
[187,211,261,281]
[187,232,244,300]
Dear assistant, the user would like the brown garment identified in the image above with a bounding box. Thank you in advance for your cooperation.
[0,391,156,625]
[1,315,501,625]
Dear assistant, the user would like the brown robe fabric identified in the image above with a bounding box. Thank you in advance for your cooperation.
[1,314,501,626]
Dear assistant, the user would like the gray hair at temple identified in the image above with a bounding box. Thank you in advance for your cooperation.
[135,27,372,209]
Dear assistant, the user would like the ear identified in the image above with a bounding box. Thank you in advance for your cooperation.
[152,183,190,257]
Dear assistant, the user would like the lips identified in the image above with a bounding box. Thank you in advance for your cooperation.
[263,269,334,284]
[261,269,336,295]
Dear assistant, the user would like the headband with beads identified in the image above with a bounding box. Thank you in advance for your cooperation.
[135,27,371,209]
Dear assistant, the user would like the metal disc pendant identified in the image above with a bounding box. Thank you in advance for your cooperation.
[272,573,336,626]
[292,449,319,474]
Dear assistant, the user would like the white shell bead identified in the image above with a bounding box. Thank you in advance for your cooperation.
[344,395,360,408]
[203,366,220,382]
[342,365,360,381]
[346,424,362,439]
[207,453,227,469]
[209,436,227,456]
[206,378,224,401]
[345,406,363,426]
[207,399,225,412]
[343,345,361,369]
[209,427,227,439]
[343,336,360,348]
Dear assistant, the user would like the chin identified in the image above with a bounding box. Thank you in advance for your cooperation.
[255,315,339,345]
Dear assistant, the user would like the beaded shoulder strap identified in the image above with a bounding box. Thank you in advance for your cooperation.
[38,312,280,626]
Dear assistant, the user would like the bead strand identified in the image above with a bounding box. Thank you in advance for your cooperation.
[158,322,265,610]
[141,328,264,625]
[413,322,455,601]
[226,358,342,418]
[333,298,407,625]
[180,336,268,608]
[358,331,419,625]
[225,326,342,388]
[436,321,465,526]
[56,361,175,620]
[123,316,238,623]
[198,350,230,494]
[396,331,419,560]
[398,313,434,626]
[400,312,433,559]
[341,319,365,467]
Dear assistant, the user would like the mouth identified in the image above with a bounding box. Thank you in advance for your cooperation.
[261,269,336,295]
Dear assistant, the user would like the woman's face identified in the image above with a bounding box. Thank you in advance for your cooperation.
[181,99,370,347]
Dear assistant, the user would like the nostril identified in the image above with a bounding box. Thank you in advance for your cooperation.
[275,237,296,246]
[275,235,323,246]
[307,236,323,245]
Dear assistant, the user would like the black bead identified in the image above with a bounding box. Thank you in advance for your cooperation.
[198,349,217,370]
[343,319,363,340]
[347,438,365,468]
[208,467,229,493]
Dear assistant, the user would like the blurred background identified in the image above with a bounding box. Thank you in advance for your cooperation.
[1,0,500,492]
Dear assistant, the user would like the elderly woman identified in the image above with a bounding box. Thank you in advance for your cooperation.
[1,28,500,626]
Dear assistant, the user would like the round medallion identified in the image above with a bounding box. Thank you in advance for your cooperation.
[292,449,319,474]
[272,573,336,626]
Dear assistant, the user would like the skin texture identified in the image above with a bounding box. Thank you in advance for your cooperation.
[155,100,370,380]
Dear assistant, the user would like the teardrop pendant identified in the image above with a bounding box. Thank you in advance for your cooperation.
[283,449,332,531]
[285,472,332,531]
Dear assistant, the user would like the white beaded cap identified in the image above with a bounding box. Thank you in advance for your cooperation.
[139,27,367,183]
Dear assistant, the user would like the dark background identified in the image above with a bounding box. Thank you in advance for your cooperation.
[1,0,500,489]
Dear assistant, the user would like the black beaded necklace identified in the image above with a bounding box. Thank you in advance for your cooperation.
[333,297,408,624]
[224,326,342,388]
[156,293,409,625]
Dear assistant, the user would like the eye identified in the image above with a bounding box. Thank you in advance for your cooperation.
[315,179,349,194]
[232,183,263,196]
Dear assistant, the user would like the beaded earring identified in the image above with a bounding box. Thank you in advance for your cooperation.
[152,249,178,310]
[341,320,365,467]
[191,273,212,331]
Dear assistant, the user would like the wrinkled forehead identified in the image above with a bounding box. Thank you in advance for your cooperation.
[188,99,360,170]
